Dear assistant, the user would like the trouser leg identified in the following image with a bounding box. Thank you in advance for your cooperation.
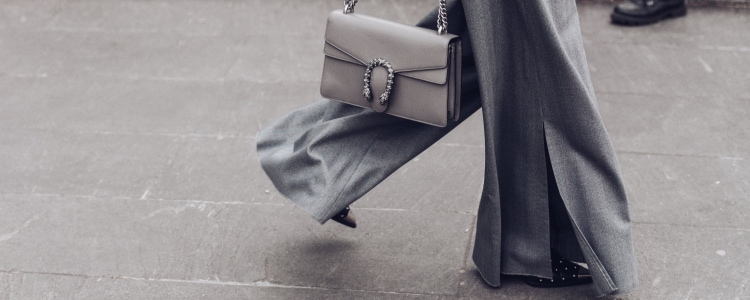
[256,0,480,223]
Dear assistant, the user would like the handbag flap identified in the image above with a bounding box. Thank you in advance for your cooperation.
[324,10,458,85]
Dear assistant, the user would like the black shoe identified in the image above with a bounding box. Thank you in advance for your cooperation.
[331,206,357,228]
[611,0,687,26]
[523,252,593,288]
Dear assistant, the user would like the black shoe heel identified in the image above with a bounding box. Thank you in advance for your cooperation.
[331,206,357,228]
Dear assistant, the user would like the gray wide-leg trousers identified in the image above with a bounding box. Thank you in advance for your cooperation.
[257,0,638,296]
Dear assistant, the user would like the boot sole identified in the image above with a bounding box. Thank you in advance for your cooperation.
[522,275,594,288]
[611,5,687,26]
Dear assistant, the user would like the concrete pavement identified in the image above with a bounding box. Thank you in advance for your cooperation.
[0,1,748,299]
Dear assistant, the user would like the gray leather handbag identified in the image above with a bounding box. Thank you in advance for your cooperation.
[320,0,462,127]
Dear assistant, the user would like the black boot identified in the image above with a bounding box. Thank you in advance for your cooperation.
[611,0,687,26]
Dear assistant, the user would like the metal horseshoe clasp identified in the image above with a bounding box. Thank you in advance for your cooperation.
[362,58,394,106]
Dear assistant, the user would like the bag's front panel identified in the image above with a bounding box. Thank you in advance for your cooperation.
[321,55,450,127]
[386,74,448,126]
[325,11,454,74]
[320,57,371,109]
[320,10,462,127]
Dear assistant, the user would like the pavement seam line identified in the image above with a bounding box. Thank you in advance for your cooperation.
[633,222,750,232]
[616,150,745,160]
[4,194,748,231]
[0,269,453,297]
[1,193,482,215]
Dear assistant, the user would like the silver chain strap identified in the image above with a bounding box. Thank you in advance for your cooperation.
[436,0,447,35]
[344,0,357,13]
[343,0,448,35]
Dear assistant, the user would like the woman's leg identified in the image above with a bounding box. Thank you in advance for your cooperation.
[461,0,637,295]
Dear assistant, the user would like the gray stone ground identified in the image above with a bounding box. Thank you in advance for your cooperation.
[0,0,748,299]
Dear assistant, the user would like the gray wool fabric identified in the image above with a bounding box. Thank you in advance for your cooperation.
[256,0,638,296]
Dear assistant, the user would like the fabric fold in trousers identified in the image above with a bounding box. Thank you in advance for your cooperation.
[256,0,638,296]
